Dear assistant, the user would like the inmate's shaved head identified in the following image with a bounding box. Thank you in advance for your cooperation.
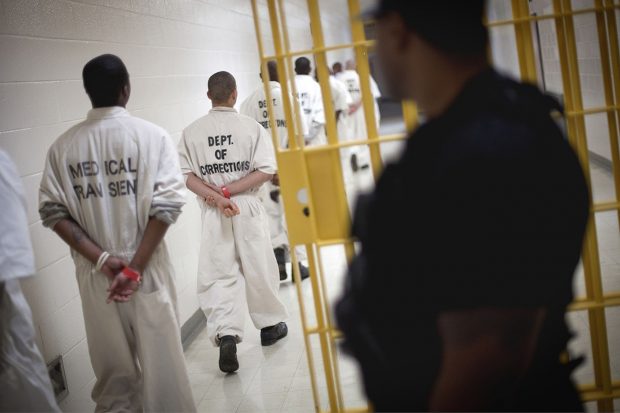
[332,62,343,74]
[294,57,312,75]
[82,54,130,108]
[208,71,237,103]
[261,61,279,82]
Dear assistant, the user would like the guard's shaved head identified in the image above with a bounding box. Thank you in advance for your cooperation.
[294,57,312,75]
[208,71,237,103]
[345,60,356,70]
[261,60,279,82]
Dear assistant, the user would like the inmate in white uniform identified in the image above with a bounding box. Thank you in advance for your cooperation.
[38,107,195,413]
[335,69,382,141]
[329,75,353,142]
[327,75,361,211]
[240,82,289,250]
[178,107,288,345]
[240,82,308,264]
[0,150,60,413]
[295,74,326,146]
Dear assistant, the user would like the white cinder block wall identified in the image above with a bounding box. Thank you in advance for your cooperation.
[0,0,352,409]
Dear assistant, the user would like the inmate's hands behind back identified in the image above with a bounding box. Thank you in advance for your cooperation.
[106,269,139,303]
[216,197,240,217]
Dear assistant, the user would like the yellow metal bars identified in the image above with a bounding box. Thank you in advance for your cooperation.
[552,0,615,410]
[251,0,282,153]
[601,0,620,227]
[303,245,341,412]
[401,101,419,133]
[252,0,620,411]
[511,0,539,82]
[303,0,354,409]
[275,0,308,151]
[487,4,620,27]
[291,248,323,411]
[347,0,383,180]
[594,0,620,231]
[264,0,301,152]
[250,6,326,411]
[263,40,375,62]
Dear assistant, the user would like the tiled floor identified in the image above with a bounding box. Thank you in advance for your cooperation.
[183,257,367,413]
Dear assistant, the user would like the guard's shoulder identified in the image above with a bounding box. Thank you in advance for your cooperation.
[445,72,565,157]
[442,109,561,168]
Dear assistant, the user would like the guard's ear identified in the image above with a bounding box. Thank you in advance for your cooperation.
[207,90,212,100]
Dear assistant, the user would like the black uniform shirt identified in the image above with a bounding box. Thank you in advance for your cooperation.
[336,68,589,411]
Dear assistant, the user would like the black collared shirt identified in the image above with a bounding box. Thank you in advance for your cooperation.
[337,68,588,411]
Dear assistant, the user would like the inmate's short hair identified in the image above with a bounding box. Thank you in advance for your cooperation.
[294,57,312,75]
[368,0,488,56]
[332,62,343,73]
[208,71,237,102]
[82,54,129,107]
[262,60,279,82]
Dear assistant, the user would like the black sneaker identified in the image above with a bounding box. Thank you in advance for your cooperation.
[350,153,359,172]
[291,263,310,283]
[274,247,287,281]
[260,322,288,346]
[218,335,239,373]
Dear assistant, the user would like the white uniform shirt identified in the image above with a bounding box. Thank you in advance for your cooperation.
[329,75,352,113]
[329,76,353,141]
[336,70,382,139]
[294,74,325,142]
[39,107,186,256]
[240,81,288,149]
[178,107,276,192]
[335,70,381,104]
[0,150,35,282]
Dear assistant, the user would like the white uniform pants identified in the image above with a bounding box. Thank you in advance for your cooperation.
[197,195,289,345]
[259,182,288,250]
[0,279,60,412]
[258,183,308,261]
[347,102,380,142]
[75,245,195,413]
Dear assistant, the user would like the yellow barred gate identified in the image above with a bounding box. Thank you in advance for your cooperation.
[250,1,620,412]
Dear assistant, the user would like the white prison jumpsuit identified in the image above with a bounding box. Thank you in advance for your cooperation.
[336,70,382,200]
[38,107,195,413]
[178,107,289,346]
[329,75,353,142]
[0,150,60,413]
[295,74,326,146]
[327,75,359,212]
[240,83,308,262]
[335,70,381,141]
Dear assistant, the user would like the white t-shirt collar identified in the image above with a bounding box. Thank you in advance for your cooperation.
[87,106,130,120]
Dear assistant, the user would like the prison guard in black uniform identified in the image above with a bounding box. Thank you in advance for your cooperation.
[336,68,589,412]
